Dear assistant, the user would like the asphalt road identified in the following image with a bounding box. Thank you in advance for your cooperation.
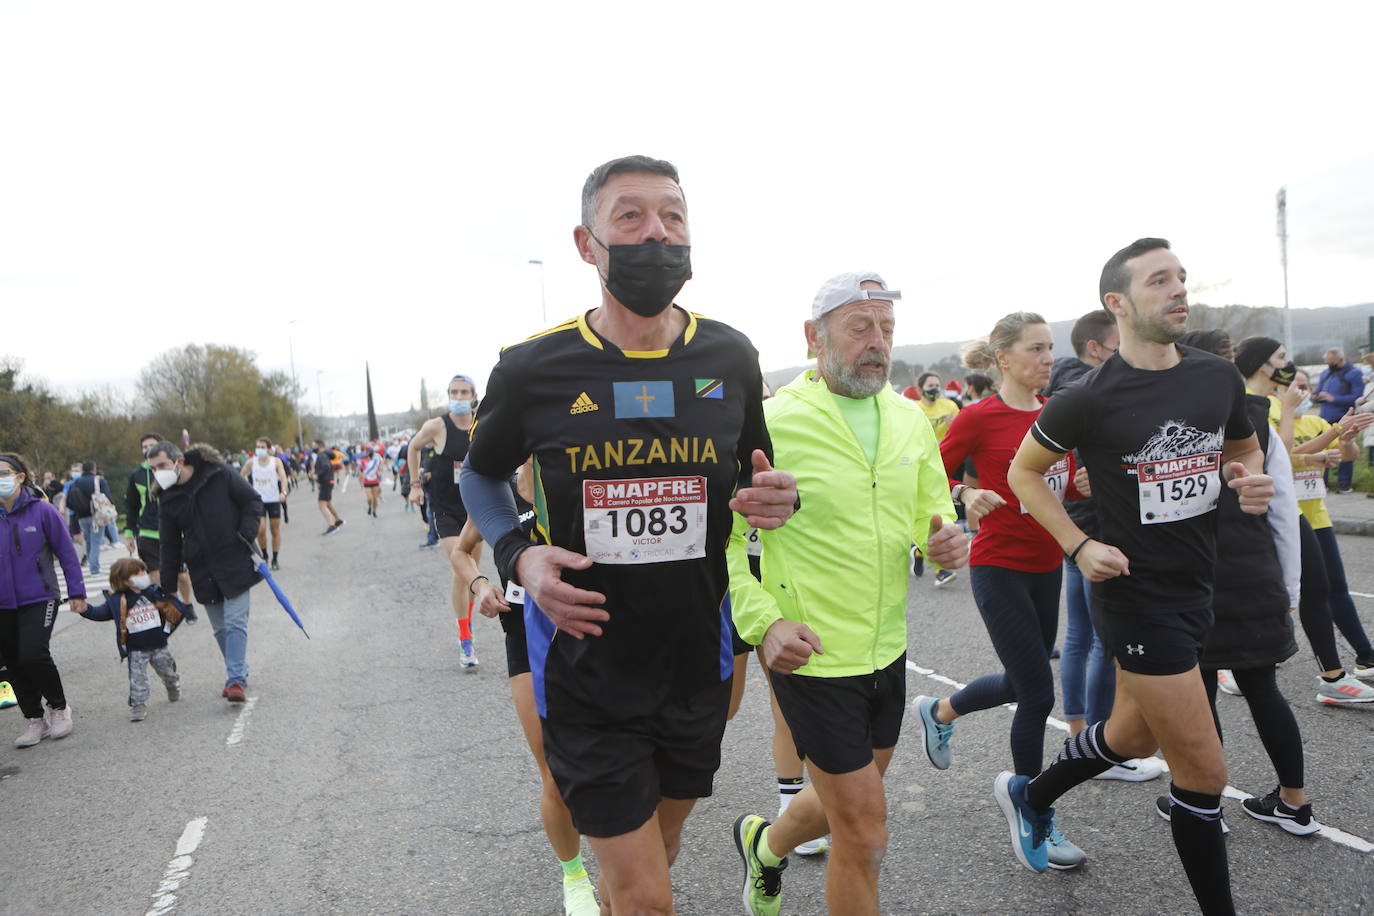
[3,480,1373,915]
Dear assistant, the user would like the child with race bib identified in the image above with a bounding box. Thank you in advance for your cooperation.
[77,557,184,722]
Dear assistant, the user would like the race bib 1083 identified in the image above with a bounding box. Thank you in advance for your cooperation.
[583,476,708,565]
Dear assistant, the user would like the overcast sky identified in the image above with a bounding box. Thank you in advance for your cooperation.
[4,2,1372,420]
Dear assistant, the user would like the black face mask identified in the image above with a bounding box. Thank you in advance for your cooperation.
[1271,361,1297,386]
[922,388,940,400]
[589,233,692,318]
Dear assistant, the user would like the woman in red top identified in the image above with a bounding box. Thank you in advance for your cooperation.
[908,311,1087,869]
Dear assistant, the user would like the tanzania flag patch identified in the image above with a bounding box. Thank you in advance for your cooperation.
[694,378,724,399]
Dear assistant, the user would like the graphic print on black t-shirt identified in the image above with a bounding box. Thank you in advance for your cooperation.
[1124,420,1224,525]
[466,308,772,722]
[1031,346,1252,614]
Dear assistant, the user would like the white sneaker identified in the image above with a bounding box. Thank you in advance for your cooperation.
[793,835,829,856]
[1316,673,1374,704]
[1352,658,1374,680]
[15,717,49,748]
[45,705,73,739]
[562,875,599,916]
[1093,756,1165,782]
[1216,670,1242,696]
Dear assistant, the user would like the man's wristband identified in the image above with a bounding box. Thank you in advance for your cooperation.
[468,575,490,596]
[493,528,534,587]
[1067,537,1092,563]
[951,484,968,505]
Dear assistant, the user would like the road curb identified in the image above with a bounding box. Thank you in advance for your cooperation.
[1331,518,1374,537]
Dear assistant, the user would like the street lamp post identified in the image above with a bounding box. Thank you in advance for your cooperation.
[315,370,325,418]
[529,259,546,325]
[287,320,305,449]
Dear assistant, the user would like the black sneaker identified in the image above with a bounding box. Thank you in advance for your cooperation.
[1242,787,1320,836]
[1154,795,1230,835]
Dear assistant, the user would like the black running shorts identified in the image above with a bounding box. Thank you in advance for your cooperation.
[500,599,531,678]
[1091,604,1212,676]
[317,482,334,502]
[729,615,752,656]
[541,678,730,838]
[262,502,282,520]
[768,653,907,775]
[433,509,467,540]
[136,536,160,571]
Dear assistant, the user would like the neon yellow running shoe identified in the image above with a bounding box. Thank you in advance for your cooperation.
[0,680,16,710]
[733,814,785,916]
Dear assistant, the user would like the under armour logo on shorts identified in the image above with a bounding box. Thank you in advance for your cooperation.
[1126,644,1145,655]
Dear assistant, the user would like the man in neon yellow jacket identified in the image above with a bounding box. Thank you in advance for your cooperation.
[729,272,968,916]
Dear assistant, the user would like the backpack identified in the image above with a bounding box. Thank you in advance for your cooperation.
[91,478,118,528]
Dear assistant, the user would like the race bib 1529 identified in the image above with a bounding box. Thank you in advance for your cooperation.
[583,476,708,565]
[1135,454,1220,524]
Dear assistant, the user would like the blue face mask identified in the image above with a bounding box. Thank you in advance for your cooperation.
[449,400,473,416]
[0,476,17,498]
[1297,397,1312,414]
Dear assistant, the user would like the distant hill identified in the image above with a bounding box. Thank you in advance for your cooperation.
[764,302,1374,392]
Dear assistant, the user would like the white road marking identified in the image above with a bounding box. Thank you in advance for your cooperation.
[1349,591,1373,599]
[144,816,207,916]
[226,696,259,746]
[906,658,1374,854]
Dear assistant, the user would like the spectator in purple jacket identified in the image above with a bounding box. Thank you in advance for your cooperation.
[1315,348,1366,493]
[0,452,88,748]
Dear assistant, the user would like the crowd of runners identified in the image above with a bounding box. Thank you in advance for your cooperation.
[5,154,1374,915]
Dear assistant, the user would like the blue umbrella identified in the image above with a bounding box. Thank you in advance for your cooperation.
[242,538,309,639]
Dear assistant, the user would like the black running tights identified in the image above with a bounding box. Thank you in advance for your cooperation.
[1297,516,1343,672]
[1202,666,1304,789]
[0,600,67,719]
[949,565,1062,777]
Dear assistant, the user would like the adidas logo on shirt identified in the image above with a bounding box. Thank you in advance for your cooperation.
[570,392,600,415]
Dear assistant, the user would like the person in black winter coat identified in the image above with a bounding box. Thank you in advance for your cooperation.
[147,442,263,703]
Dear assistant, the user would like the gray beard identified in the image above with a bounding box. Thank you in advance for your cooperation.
[820,350,889,398]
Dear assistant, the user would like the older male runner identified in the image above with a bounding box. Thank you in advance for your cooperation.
[728,272,968,916]
[460,155,798,915]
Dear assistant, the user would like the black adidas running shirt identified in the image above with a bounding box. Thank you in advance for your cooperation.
[1031,345,1253,614]
[466,308,772,720]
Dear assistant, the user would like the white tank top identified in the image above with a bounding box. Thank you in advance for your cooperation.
[250,458,280,503]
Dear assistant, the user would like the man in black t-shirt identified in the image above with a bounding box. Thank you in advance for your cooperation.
[460,155,797,915]
[1004,239,1273,916]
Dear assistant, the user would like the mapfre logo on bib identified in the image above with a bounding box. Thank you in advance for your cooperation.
[1124,421,1224,525]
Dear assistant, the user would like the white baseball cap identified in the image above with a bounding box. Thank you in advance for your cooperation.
[811,272,901,320]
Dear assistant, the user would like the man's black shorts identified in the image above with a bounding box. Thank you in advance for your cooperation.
[768,652,907,775]
[262,502,282,520]
[136,536,160,571]
[363,482,379,489]
[499,596,531,678]
[1092,604,1212,676]
[541,678,730,838]
[433,509,467,540]
[317,482,334,502]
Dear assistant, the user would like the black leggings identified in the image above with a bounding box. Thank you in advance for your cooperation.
[1297,516,1343,672]
[1202,666,1304,789]
[0,601,67,719]
[1313,525,1374,659]
[949,565,1062,777]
